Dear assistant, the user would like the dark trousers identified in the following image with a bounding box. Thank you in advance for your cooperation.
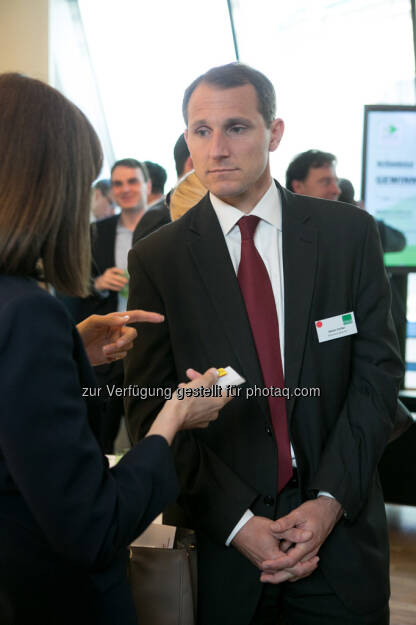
[250,483,389,625]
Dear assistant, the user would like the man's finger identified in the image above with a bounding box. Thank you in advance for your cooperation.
[261,542,312,570]
[280,539,293,553]
[109,267,126,276]
[271,528,312,543]
[260,569,293,584]
[270,511,301,534]
[260,556,319,584]
[287,556,320,580]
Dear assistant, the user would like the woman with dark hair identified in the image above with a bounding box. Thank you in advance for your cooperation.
[0,73,229,625]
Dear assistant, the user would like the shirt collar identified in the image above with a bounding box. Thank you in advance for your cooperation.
[210,181,282,236]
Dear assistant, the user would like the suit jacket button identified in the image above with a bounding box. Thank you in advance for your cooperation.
[265,426,272,436]
[263,495,275,506]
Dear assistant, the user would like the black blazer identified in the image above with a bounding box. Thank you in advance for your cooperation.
[87,214,121,318]
[0,276,178,625]
[132,198,171,245]
[125,183,403,625]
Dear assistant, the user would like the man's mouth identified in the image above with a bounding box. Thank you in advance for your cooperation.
[208,168,238,174]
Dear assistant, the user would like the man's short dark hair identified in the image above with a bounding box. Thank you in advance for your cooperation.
[173,134,190,178]
[111,158,149,182]
[182,62,276,128]
[285,150,337,191]
[144,161,167,194]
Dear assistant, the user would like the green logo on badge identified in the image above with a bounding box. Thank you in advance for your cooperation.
[342,313,352,325]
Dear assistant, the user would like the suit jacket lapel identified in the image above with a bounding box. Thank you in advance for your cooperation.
[280,185,318,421]
[186,195,267,398]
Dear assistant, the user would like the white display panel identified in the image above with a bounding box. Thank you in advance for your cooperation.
[362,106,416,270]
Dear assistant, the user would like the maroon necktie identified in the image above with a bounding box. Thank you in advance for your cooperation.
[237,215,293,492]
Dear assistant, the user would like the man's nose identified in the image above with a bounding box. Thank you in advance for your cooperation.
[209,131,229,159]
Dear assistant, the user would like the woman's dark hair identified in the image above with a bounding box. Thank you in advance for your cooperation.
[0,73,102,296]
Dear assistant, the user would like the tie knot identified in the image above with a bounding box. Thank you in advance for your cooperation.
[238,215,260,241]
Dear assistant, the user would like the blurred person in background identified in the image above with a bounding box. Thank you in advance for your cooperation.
[144,160,167,207]
[337,177,406,253]
[287,153,410,442]
[285,149,340,200]
[91,179,115,221]
[73,158,151,453]
[286,151,406,254]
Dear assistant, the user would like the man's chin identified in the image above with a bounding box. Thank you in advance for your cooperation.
[207,183,243,201]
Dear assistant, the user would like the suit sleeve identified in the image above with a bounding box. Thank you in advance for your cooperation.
[125,247,259,543]
[0,291,178,569]
[309,216,404,520]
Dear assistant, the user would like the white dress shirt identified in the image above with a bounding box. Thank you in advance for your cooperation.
[210,182,332,545]
[115,220,133,312]
[210,181,285,366]
[211,182,286,544]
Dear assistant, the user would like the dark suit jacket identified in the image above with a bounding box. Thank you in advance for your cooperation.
[125,182,403,625]
[0,276,178,625]
[132,198,171,245]
[85,214,121,318]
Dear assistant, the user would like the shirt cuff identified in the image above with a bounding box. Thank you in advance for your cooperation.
[317,491,335,499]
[225,509,254,546]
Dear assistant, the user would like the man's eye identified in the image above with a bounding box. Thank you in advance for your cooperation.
[229,126,245,134]
[196,128,209,137]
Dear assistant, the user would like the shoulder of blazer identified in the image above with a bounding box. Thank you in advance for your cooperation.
[131,193,218,256]
[132,203,171,245]
[278,179,373,234]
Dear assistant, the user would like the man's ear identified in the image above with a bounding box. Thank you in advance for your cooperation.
[183,155,193,174]
[269,118,284,152]
[291,179,304,194]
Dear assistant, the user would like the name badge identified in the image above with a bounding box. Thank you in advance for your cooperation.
[315,312,357,343]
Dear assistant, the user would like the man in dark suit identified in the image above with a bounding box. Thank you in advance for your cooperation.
[144,160,168,208]
[125,63,403,624]
[285,149,407,254]
[286,149,409,369]
[75,158,150,452]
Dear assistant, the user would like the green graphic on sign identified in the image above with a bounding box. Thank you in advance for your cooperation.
[342,314,352,325]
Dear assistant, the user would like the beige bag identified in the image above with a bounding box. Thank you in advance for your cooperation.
[128,527,197,625]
